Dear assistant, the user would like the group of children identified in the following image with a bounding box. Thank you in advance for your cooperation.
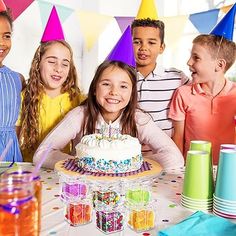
[1,1,236,169]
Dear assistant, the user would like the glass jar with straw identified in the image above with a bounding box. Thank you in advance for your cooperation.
[0,175,39,235]
[1,165,42,233]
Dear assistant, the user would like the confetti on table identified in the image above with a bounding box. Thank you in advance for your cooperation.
[52,207,60,210]
[162,219,169,222]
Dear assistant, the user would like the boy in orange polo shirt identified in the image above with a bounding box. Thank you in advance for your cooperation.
[169,4,236,164]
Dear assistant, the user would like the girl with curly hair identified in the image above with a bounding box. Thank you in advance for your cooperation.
[17,40,85,162]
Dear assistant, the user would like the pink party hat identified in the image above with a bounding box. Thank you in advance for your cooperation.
[136,0,158,20]
[210,3,236,41]
[106,26,136,67]
[0,0,6,12]
[41,6,65,43]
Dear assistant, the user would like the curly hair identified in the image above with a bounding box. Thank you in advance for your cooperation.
[19,40,81,152]
[131,18,165,44]
[81,60,138,137]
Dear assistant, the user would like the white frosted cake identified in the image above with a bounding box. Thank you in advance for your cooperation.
[75,133,143,173]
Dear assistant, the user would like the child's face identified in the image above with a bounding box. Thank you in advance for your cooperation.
[0,16,12,67]
[95,66,133,122]
[39,42,71,96]
[187,43,217,84]
[132,26,165,68]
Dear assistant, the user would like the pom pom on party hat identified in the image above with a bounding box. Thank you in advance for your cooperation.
[41,6,65,43]
[136,0,158,20]
[210,3,236,41]
[106,25,136,67]
[0,0,7,12]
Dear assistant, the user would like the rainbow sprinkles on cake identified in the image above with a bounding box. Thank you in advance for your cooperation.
[75,123,143,174]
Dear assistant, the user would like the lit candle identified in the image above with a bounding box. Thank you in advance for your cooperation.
[100,121,105,138]
[116,124,120,138]
[109,120,112,139]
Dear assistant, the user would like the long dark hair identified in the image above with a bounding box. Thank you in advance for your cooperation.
[81,60,138,137]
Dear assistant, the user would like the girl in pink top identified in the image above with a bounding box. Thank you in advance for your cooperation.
[34,60,184,169]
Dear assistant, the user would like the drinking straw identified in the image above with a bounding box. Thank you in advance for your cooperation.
[31,144,52,179]
[0,139,13,162]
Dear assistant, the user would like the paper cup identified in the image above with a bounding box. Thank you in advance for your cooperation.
[220,144,236,150]
[182,150,214,199]
[190,140,212,153]
[215,149,236,201]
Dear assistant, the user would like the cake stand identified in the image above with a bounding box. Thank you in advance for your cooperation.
[54,158,162,184]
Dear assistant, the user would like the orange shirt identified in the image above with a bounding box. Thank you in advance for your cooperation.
[169,80,236,165]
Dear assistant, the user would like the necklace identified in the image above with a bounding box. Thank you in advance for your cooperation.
[212,79,226,98]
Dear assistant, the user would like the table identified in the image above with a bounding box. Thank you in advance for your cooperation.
[36,166,235,235]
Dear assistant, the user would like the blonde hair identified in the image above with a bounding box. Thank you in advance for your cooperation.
[193,34,236,72]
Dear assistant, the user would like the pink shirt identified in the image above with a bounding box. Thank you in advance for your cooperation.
[169,80,236,164]
[33,106,184,169]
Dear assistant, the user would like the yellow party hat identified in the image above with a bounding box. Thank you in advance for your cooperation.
[136,0,158,20]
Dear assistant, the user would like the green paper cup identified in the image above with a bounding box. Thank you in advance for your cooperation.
[183,150,214,200]
[190,140,212,154]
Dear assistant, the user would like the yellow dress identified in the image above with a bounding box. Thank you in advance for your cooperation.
[17,92,86,162]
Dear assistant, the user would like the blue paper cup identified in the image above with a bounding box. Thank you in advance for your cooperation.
[215,149,236,201]
[220,144,236,150]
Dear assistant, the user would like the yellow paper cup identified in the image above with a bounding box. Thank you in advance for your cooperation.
[183,150,214,200]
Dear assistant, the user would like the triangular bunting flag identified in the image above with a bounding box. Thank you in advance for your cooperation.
[189,9,219,34]
[115,16,135,33]
[160,15,188,48]
[0,0,7,12]
[4,0,34,20]
[76,10,113,50]
[221,4,233,14]
[37,0,73,29]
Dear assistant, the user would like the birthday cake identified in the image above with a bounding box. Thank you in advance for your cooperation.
[75,133,143,173]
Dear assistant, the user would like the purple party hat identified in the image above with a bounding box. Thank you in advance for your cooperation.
[210,3,236,41]
[106,25,136,67]
[41,6,65,43]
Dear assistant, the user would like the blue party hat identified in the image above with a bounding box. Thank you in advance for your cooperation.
[106,26,136,67]
[210,3,236,41]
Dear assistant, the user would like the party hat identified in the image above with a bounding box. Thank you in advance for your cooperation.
[210,3,236,41]
[136,0,158,20]
[41,6,65,43]
[106,26,136,67]
[0,0,6,12]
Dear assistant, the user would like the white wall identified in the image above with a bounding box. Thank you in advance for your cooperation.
[4,0,236,93]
